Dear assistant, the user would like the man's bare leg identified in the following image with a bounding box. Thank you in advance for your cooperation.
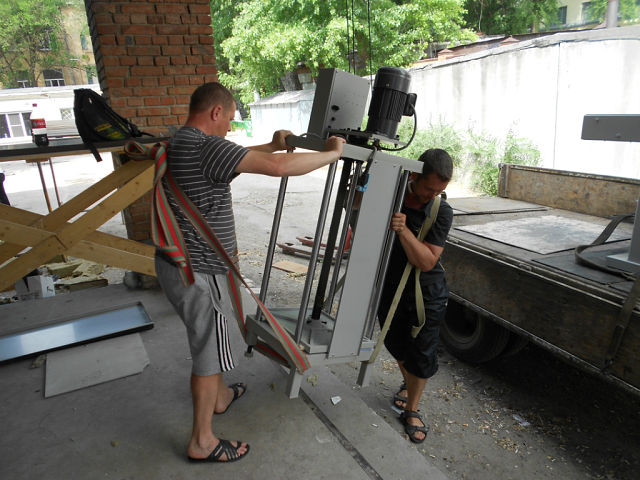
[186,373,248,460]
[398,362,428,442]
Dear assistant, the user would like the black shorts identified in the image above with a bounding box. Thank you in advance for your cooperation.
[378,280,448,379]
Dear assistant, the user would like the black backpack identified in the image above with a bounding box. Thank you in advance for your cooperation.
[73,88,152,162]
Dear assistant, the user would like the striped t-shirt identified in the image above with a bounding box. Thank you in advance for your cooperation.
[165,126,249,275]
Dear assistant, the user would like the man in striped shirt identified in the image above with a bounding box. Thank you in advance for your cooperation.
[155,82,345,463]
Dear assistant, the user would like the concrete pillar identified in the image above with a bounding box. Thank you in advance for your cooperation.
[84,0,217,242]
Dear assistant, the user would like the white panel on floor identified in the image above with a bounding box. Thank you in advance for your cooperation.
[45,334,149,398]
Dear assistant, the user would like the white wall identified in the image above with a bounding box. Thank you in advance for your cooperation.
[250,90,315,141]
[0,85,100,145]
[410,26,640,178]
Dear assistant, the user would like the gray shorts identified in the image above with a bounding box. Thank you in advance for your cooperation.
[155,255,238,376]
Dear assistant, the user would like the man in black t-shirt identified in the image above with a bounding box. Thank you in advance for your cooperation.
[377,148,454,444]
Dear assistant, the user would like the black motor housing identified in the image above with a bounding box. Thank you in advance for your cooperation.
[365,67,416,141]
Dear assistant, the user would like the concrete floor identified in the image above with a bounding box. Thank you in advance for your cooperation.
[0,283,447,480]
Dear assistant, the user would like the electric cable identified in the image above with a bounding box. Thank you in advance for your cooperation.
[351,0,356,72]
[345,0,351,72]
[367,0,373,95]
[377,104,417,152]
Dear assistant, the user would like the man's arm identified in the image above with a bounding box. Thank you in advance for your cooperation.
[246,130,294,153]
[236,135,345,177]
[391,212,443,272]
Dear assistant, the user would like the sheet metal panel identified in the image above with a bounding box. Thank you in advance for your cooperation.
[329,160,401,358]
[456,215,630,254]
[0,303,153,362]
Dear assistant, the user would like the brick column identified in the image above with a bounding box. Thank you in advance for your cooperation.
[84,0,217,242]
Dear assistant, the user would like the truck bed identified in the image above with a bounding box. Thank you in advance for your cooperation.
[442,195,640,393]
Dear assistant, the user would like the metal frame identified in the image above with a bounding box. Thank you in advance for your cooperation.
[582,114,640,273]
[243,135,423,397]
[0,302,153,363]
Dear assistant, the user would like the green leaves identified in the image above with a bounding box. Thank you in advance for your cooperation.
[0,0,72,87]
[463,0,561,35]
[211,0,475,106]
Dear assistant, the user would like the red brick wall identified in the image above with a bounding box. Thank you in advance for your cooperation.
[84,0,217,242]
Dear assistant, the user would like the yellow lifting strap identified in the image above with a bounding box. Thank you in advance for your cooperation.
[367,195,441,365]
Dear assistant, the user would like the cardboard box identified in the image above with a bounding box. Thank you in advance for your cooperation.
[27,275,56,299]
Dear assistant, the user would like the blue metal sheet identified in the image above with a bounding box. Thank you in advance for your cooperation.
[0,303,153,363]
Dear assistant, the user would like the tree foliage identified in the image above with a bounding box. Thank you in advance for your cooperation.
[212,0,476,105]
[586,0,640,25]
[0,0,81,88]
[462,0,559,34]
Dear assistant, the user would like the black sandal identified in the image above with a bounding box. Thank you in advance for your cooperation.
[393,382,408,409]
[400,410,429,444]
[216,382,246,415]
[188,439,250,463]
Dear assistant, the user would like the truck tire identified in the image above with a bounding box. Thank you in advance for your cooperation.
[440,299,511,363]
[498,332,529,358]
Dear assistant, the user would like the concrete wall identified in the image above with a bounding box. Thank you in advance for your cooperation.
[250,90,315,141]
[410,26,640,178]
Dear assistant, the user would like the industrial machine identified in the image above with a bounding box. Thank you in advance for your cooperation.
[244,67,422,397]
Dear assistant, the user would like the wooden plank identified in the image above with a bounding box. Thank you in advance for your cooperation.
[0,160,152,262]
[0,162,154,291]
[272,260,308,274]
[68,242,154,276]
[277,241,349,260]
[38,159,152,232]
[499,164,640,217]
[0,208,154,275]
[0,218,55,245]
[56,163,153,247]
[0,204,153,259]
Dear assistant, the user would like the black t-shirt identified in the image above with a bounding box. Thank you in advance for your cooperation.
[384,197,454,292]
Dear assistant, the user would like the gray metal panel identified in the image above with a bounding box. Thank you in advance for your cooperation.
[0,303,153,362]
[44,333,149,398]
[533,246,629,284]
[449,196,547,214]
[456,215,631,254]
[582,114,640,142]
[307,68,370,138]
[329,160,402,357]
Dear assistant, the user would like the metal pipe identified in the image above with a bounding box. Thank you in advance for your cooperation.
[255,176,289,322]
[48,158,62,207]
[36,161,53,213]
[364,170,409,338]
[327,161,363,308]
[311,159,353,319]
[606,0,619,28]
[294,162,337,343]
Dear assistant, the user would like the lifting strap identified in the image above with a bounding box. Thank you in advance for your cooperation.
[574,212,640,372]
[124,140,310,373]
[367,195,441,365]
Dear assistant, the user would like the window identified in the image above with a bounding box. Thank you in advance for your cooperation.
[558,6,568,25]
[0,112,31,139]
[85,66,97,84]
[582,2,595,23]
[80,34,89,51]
[16,70,30,88]
[43,69,65,87]
[60,108,74,120]
[39,30,52,51]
